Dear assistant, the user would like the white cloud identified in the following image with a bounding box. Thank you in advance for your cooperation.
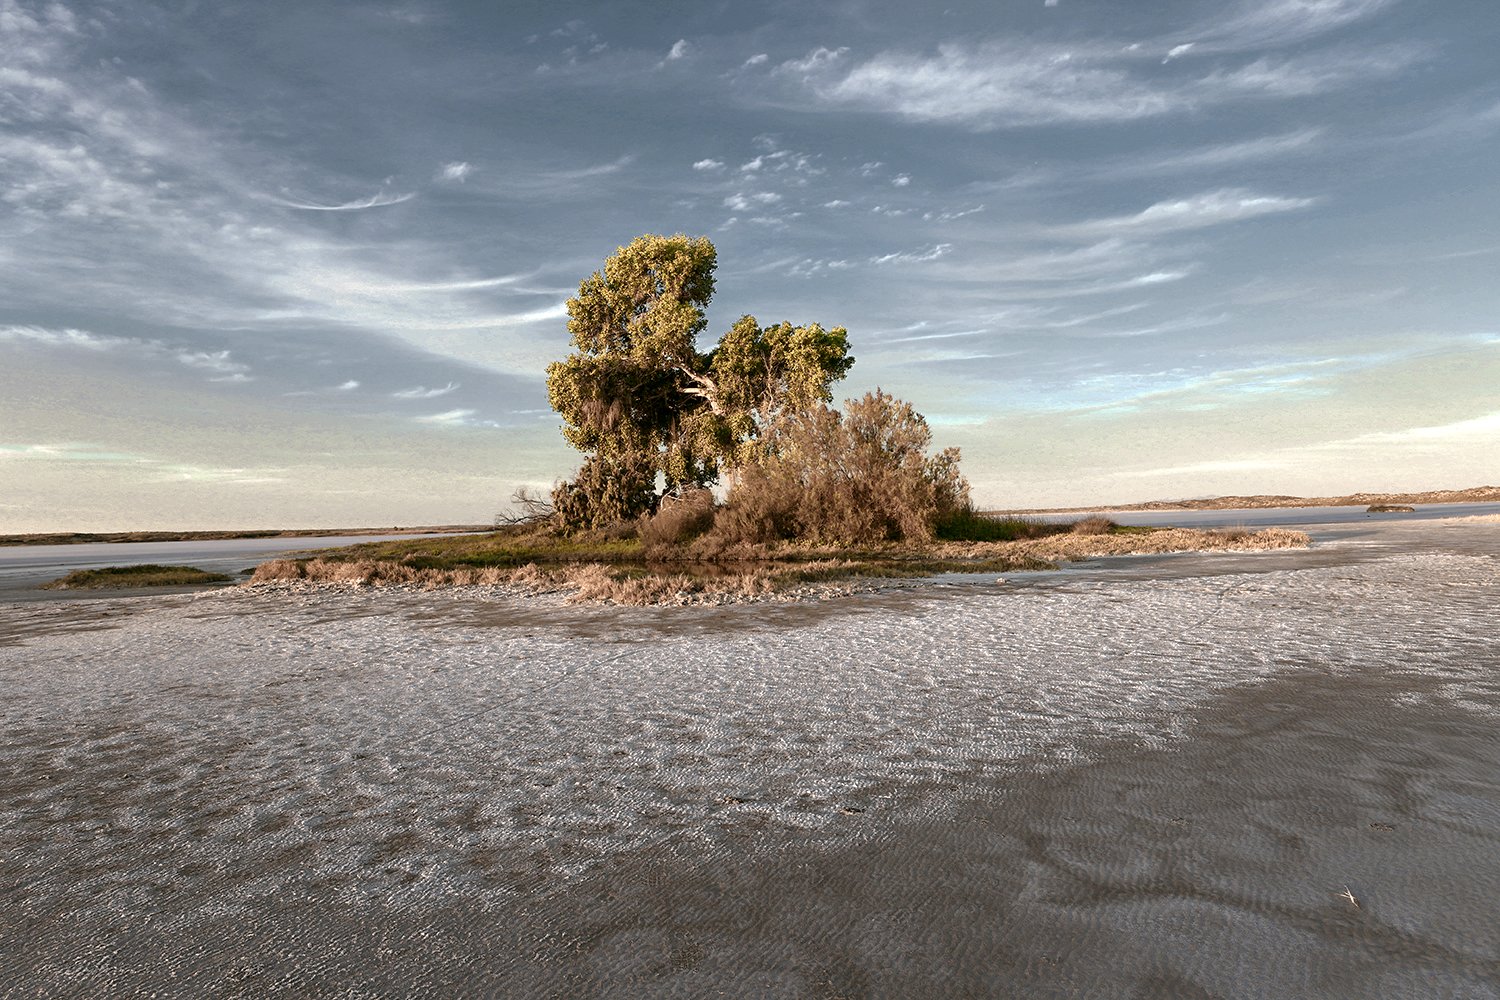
[0,325,252,380]
[415,408,478,425]
[1123,409,1500,481]
[923,204,985,222]
[438,161,472,181]
[766,9,1419,131]
[0,442,285,485]
[743,53,769,67]
[1203,45,1420,97]
[692,158,724,171]
[666,39,690,61]
[376,5,435,26]
[892,173,911,187]
[823,199,852,208]
[0,443,151,464]
[1317,411,1500,448]
[787,43,1183,128]
[393,382,459,399]
[723,191,782,211]
[776,46,849,76]
[1186,0,1400,54]
[266,190,416,211]
[337,380,360,391]
[870,244,952,265]
[1054,189,1317,237]
[1087,313,1232,339]
[1109,129,1324,176]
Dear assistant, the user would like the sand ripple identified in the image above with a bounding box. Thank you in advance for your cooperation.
[2,533,1497,995]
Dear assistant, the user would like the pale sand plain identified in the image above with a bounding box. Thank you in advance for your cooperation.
[1,517,1498,997]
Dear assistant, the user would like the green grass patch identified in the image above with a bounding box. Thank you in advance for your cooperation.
[309,527,644,569]
[934,510,1066,542]
[41,564,233,590]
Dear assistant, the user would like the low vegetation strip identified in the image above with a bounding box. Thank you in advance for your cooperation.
[42,565,233,590]
[939,526,1311,562]
[247,524,1310,605]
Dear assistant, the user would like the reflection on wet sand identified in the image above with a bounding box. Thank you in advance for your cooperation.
[0,518,1496,996]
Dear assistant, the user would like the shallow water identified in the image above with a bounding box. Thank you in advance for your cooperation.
[0,532,479,600]
[1,518,1497,996]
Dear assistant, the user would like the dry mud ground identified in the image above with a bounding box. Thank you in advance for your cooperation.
[2,519,1498,998]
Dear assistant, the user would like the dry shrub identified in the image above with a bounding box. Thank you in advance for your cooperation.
[991,526,1310,562]
[508,562,548,586]
[638,488,717,553]
[249,559,307,583]
[249,558,524,590]
[712,390,969,547]
[556,562,774,606]
[1070,516,1117,535]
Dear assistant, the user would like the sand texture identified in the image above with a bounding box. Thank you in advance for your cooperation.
[2,521,1498,997]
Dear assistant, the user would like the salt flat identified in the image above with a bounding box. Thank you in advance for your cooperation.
[2,519,1498,997]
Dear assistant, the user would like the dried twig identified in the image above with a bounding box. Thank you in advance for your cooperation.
[495,486,556,526]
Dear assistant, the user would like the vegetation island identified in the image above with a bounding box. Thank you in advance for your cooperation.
[245,234,1308,603]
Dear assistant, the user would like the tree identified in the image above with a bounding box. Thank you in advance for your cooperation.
[546,234,853,528]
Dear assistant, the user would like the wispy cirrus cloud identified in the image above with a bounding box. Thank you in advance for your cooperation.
[0,14,574,376]
[776,43,1181,128]
[1122,409,1500,480]
[1175,0,1401,55]
[1095,128,1325,179]
[264,190,416,211]
[870,243,951,265]
[754,0,1412,130]
[766,40,1417,128]
[393,382,459,399]
[1051,189,1317,238]
[415,408,478,425]
[0,325,252,380]
[0,442,285,485]
[1201,44,1423,98]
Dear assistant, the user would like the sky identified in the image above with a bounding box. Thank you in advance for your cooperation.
[2,0,1497,530]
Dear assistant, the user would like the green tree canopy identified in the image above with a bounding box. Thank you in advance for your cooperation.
[546,234,853,528]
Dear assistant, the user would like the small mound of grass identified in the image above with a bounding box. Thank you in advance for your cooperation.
[42,564,232,590]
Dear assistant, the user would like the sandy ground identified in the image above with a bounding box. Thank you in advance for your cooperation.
[2,519,1498,997]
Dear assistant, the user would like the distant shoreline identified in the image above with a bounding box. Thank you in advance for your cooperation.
[995,485,1500,515]
[0,525,491,548]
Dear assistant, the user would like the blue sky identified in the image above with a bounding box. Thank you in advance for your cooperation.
[2,0,1497,529]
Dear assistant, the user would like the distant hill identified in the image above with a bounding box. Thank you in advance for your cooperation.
[1005,486,1500,515]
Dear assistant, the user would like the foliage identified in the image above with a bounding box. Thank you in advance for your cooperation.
[546,234,852,529]
[42,564,232,589]
[712,390,971,545]
[637,488,718,553]
[934,511,1052,542]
